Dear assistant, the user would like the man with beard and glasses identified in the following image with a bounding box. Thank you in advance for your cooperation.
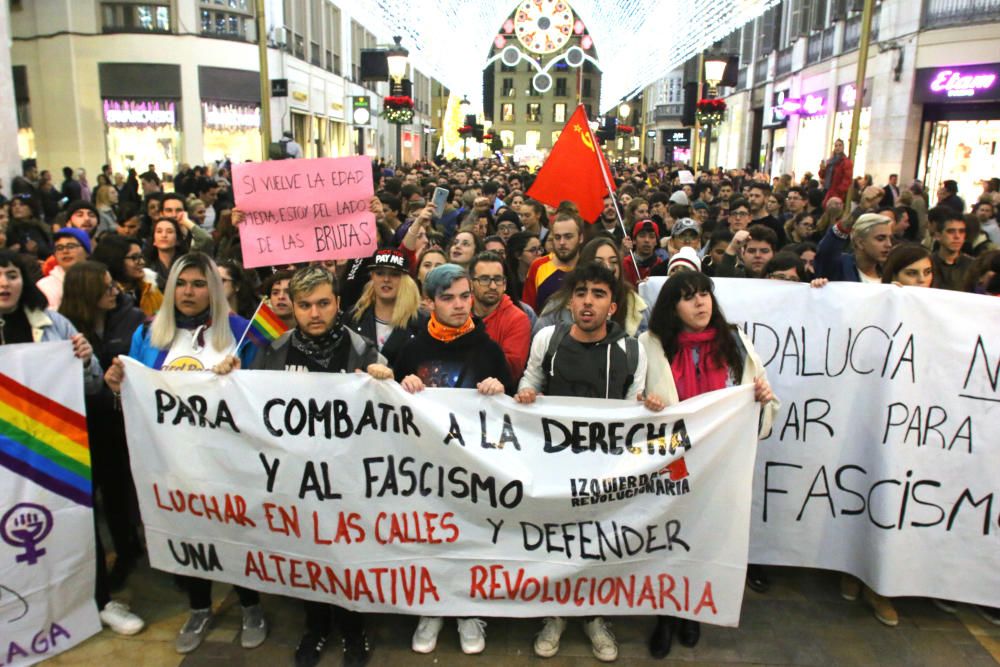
[470,251,531,382]
[516,261,646,663]
[522,211,583,313]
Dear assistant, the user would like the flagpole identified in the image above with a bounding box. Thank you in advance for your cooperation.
[584,110,639,271]
[234,297,267,352]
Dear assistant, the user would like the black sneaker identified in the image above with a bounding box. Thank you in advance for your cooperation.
[294,631,328,667]
[343,630,372,667]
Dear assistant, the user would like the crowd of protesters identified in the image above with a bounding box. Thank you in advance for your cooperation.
[0,144,998,667]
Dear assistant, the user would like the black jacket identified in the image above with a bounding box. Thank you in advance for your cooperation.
[89,292,146,411]
[393,318,514,394]
[250,327,383,372]
[346,305,424,367]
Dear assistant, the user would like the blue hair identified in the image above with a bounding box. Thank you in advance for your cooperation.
[423,263,468,299]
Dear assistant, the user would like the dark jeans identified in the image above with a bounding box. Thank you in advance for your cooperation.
[90,408,143,563]
[304,600,365,637]
[93,509,110,609]
[183,576,260,610]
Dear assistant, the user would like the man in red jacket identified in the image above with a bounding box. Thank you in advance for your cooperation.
[819,139,854,207]
[470,251,531,382]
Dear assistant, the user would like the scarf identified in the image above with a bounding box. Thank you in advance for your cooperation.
[290,314,347,370]
[824,152,843,191]
[174,308,211,330]
[671,328,729,401]
[427,312,474,343]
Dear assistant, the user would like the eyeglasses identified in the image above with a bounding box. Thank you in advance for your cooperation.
[54,243,82,253]
[473,275,506,286]
[105,282,121,295]
[730,211,750,218]
[124,253,144,262]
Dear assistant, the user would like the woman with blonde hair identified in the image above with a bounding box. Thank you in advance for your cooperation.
[94,183,120,234]
[348,248,423,365]
[104,251,265,655]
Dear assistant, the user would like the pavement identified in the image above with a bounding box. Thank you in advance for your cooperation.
[47,560,1000,667]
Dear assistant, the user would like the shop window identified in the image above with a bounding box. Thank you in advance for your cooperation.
[525,130,541,147]
[553,103,566,123]
[500,130,514,148]
[501,103,514,122]
[101,3,171,33]
[200,1,255,42]
[527,103,542,123]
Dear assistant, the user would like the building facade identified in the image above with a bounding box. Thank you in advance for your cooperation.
[8,0,441,178]
[485,2,602,163]
[703,0,1000,202]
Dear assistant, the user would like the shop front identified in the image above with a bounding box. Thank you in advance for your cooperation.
[12,66,35,160]
[764,90,790,178]
[787,89,829,179]
[99,63,181,175]
[662,128,691,164]
[914,62,1000,205]
[199,66,262,165]
[832,79,871,178]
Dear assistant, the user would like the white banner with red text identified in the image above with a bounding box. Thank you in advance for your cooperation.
[640,278,1000,606]
[119,358,759,625]
[0,343,101,666]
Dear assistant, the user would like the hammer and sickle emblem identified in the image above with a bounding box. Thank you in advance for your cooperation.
[573,123,595,152]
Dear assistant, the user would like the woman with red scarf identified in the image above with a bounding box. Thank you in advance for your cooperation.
[638,271,778,659]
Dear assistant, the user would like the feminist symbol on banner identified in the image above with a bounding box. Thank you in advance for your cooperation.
[1,503,54,565]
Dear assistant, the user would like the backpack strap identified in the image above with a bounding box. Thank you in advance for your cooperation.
[540,322,572,394]
[622,336,639,391]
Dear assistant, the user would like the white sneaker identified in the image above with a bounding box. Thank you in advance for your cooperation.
[583,617,618,662]
[99,600,145,636]
[457,618,486,654]
[534,616,566,658]
[411,616,444,653]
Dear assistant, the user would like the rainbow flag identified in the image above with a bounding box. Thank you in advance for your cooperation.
[246,300,290,347]
[0,372,91,507]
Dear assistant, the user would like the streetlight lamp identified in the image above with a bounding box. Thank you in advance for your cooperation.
[701,54,728,169]
[459,94,471,160]
[386,35,408,167]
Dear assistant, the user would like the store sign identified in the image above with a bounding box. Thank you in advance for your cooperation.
[836,79,873,111]
[914,63,1000,103]
[270,79,288,97]
[766,90,791,126]
[780,92,827,117]
[664,129,690,145]
[203,102,260,130]
[103,99,176,127]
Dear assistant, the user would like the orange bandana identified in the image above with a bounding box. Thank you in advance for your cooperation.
[427,312,475,343]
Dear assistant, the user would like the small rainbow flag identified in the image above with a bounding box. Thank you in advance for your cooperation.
[246,300,290,347]
[0,372,91,507]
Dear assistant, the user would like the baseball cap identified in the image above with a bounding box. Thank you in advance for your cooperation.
[371,248,409,273]
[692,200,709,211]
[667,246,701,275]
[669,190,690,206]
[631,219,660,238]
[671,218,701,237]
[53,227,92,254]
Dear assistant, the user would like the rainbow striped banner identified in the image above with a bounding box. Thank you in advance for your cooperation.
[0,372,91,507]
[246,300,290,347]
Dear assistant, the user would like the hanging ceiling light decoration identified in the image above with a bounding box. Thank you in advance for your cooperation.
[352,0,777,111]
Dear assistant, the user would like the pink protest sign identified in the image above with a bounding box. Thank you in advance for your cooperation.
[233,155,375,268]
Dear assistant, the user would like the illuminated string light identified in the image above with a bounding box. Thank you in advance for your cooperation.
[351,0,777,111]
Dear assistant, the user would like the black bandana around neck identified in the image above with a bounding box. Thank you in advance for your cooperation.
[290,313,348,369]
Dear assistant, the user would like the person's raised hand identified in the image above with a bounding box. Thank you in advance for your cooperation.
[70,333,93,367]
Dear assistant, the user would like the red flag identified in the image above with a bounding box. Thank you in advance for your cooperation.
[526,105,615,222]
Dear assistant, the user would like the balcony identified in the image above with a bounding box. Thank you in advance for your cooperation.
[922,0,1000,27]
[654,104,683,120]
[736,66,747,90]
[843,8,880,52]
[775,46,793,77]
[806,33,822,64]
